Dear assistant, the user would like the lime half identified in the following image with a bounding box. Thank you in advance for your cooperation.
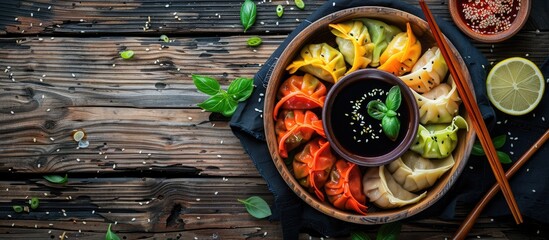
[486,57,545,116]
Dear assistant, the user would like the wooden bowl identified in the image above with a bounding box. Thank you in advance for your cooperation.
[263,7,476,224]
[448,0,531,43]
[323,69,419,167]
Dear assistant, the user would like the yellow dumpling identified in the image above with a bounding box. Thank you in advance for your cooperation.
[329,20,374,73]
[378,22,422,76]
[400,47,448,93]
[286,43,347,83]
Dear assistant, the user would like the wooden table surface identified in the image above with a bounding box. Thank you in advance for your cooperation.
[0,0,547,239]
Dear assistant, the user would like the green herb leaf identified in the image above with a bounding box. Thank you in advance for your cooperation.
[237,196,272,219]
[376,221,402,240]
[227,78,254,102]
[29,197,39,209]
[351,231,372,240]
[119,50,134,60]
[192,74,221,95]
[382,116,400,141]
[160,34,169,43]
[471,142,485,156]
[276,5,284,17]
[12,205,23,213]
[386,109,397,118]
[105,223,121,240]
[198,93,239,117]
[497,150,512,164]
[246,36,262,47]
[493,134,506,149]
[385,86,401,111]
[240,0,257,32]
[367,100,387,120]
[294,0,305,9]
[43,174,68,184]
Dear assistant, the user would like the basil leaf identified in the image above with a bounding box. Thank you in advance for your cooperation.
[119,50,134,60]
[386,109,397,118]
[43,174,68,184]
[276,5,284,18]
[493,134,506,149]
[240,0,257,32]
[221,99,238,117]
[159,34,169,43]
[105,223,121,240]
[192,74,221,95]
[382,116,400,141]
[351,231,372,240]
[29,197,39,209]
[471,142,485,156]
[12,205,23,213]
[376,221,402,240]
[198,94,228,113]
[228,78,253,102]
[237,196,272,219]
[367,100,387,120]
[246,36,262,47]
[198,93,239,117]
[385,86,401,111]
[498,151,512,164]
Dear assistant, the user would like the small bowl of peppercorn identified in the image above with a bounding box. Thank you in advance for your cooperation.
[448,0,531,43]
[322,69,419,167]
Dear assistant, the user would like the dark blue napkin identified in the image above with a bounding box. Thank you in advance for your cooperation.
[230,0,547,238]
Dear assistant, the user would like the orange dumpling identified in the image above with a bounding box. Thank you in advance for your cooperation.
[378,22,422,76]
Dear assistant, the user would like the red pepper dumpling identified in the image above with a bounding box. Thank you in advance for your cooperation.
[329,20,375,73]
[325,159,368,215]
[399,47,448,93]
[413,76,461,124]
[275,110,325,158]
[286,43,347,83]
[362,166,426,209]
[273,74,327,120]
[293,138,336,202]
[378,22,422,76]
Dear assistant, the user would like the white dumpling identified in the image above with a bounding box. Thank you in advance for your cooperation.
[386,151,455,192]
[362,166,426,209]
[414,76,461,124]
[399,47,448,93]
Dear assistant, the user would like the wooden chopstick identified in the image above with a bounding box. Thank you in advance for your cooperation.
[453,129,549,239]
[419,0,523,224]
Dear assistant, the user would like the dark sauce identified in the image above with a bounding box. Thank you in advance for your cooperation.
[330,80,410,157]
[457,0,520,34]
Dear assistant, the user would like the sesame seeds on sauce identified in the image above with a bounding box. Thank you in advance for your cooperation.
[458,0,520,35]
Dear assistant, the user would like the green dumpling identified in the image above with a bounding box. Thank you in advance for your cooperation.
[410,115,469,159]
[358,18,402,67]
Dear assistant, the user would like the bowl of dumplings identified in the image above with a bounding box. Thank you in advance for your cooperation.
[263,6,475,224]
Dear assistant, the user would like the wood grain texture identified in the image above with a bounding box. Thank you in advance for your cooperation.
[0,0,457,35]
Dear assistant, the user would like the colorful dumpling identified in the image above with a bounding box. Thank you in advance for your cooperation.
[293,138,336,201]
[274,74,327,120]
[362,166,426,209]
[410,115,469,159]
[325,159,368,214]
[399,47,448,93]
[378,22,422,76]
[359,18,402,67]
[386,151,455,192]
[275,110,325,158]
[413,76,461,124]
[286,43,347,83]
[329,20,375,73]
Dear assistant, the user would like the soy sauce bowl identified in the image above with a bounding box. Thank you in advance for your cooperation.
[323,69,419,167]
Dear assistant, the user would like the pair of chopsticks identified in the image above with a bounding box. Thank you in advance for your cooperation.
[453,129,549,239]
[419,0,523,225]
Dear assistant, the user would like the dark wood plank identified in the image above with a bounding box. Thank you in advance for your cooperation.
[0,0,461,36]
[0,108,262,176]
[0,178,545,240]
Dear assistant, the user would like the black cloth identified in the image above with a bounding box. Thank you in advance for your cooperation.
[230,0,548,238]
